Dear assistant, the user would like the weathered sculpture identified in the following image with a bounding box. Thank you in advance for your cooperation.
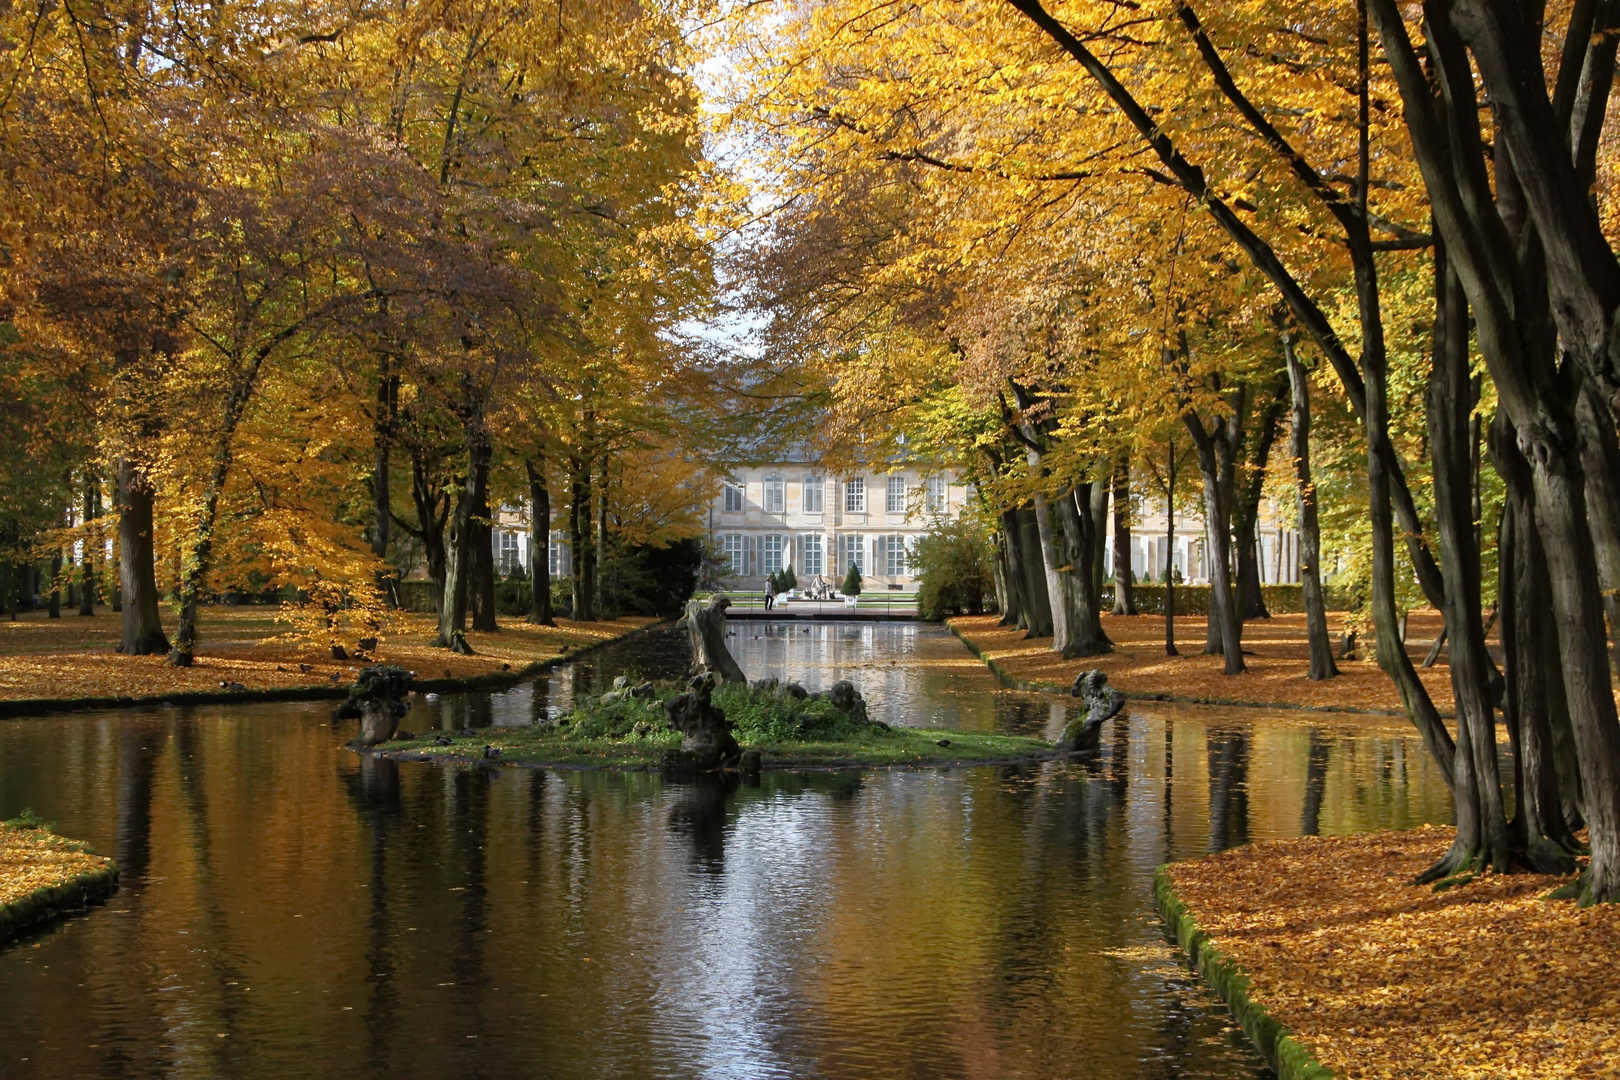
[339,665,415,746]
[677,595,747,685]
[663,674,742,771]
[1056,669,1126,754]
[827,680,870,725]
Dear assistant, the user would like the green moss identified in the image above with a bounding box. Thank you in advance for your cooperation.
[1155,868,1336,1080]
[380,716,1058,771]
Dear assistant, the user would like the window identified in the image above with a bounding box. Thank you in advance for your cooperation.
[723,533,745,575]
[498,530,521,575]
[845,478,866,513]
[887,475,906,513]
[842,533,864,573]
[764,475,786,514]
[925,476,948,514]
[723,481,744,513]
[886,535,907,575]
[763,534,785,574]
[802,474,823,514]
[548,533,571,576]
[802,534,824,576]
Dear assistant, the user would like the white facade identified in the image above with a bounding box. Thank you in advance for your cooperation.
[1109,497,1303,586]
[708,464,966,589]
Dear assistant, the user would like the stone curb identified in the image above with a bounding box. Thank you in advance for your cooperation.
[0,861,120,945]
[948,623,1414,718]
[0,622,659,720]
[1154,867,1335,1080]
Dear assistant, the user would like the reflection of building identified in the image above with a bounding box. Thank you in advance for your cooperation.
[707,462,965,589]
[1111,498,1303,586]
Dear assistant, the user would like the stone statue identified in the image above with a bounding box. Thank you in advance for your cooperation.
[677,595,747,685]
[339,665,415,745]
[663,674,742,770]
[1056,669,1126,754]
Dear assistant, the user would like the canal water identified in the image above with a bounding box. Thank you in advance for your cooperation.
[0,623,1453,1079]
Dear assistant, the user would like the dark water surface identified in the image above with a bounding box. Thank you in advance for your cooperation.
[0,623,1452,1079]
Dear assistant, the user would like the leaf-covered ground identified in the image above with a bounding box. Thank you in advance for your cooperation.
[1165,827,1620,1079]
[951,612,1460,713]
[0,823,113,908]
[0,609,653,704]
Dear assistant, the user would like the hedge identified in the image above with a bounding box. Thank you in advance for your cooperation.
[1103,584,1348,616]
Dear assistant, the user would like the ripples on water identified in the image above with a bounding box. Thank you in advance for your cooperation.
[0,623,1453,1079]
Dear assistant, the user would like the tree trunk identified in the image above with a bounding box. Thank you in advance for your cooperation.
[1087,479,1109,606]
[1165,442,1179,656]
[469,484,497,633]
[116,458,169,655]
[526,456,554,626]
[409,451,449,613]
[48,549,61,618]
[1421,255,1511,882]
[1285,341,1338,680]
[596,453,611,619]
[1234,379,1287,621]
[1500,486,1580,872]
[1185,411,1244,674]
[569,456,595,622]
[436,432,490,654]
[1029,490,1074,651]
[79,475,98,616]
[1016,506,1054,638]
[372,366,399,607]
[1111,457,1137,615]
[1574,382,1620,679]
[992,535,1013,624]
[1055,483,1112,657]
[1371,1,1620,897]
[995,511,1027,628]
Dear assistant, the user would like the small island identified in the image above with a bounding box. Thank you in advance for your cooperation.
[0,812,118,944]
[362,595,1123,772]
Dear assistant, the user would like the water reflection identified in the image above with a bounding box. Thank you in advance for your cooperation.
[0,622,1461,1079]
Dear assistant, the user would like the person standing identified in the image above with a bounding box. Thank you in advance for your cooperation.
[764,576,775,610]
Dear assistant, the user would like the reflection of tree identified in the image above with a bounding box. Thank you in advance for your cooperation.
[173,722,251,1071]
[104,724,167,1075]
[342,753,405,1071]
[1206,730,1251,853]
[115,725,160,879]
[667,774,739,871]
[450,768,493,1052]
[1302,729,1332,837]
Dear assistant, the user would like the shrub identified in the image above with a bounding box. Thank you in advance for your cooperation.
[841,563,863,596]
[912,519,994,620]
[3,807,50,830]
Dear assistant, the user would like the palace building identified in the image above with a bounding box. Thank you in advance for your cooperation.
[705,461,968,590]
